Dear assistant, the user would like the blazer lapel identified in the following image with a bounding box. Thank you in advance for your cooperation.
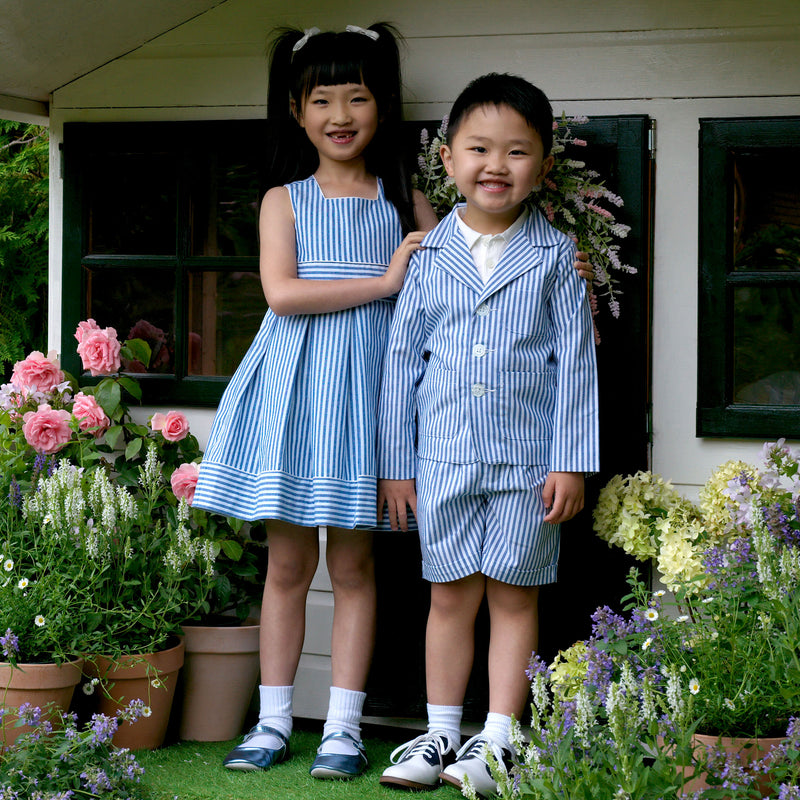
[423,209,484,296]
[477,206,561,302]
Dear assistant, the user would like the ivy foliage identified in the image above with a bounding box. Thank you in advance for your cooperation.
[0,120,49,377]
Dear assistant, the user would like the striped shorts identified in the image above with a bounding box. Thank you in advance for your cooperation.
[416,459,560,587]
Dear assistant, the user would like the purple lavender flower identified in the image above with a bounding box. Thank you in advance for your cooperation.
[1,628,20,657]
[8,478,22,509]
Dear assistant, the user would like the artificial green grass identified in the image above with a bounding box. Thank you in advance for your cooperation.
[137,725,439,800]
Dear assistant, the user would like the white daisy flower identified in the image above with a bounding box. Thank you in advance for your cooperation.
[642,637,652,650]
[17,577,29,590]
[142,706,152,718]
[689,679,700,695]
[34,615,45,627]
[645,608,659,622]
[3,559,12,572]
[676,615,689,623]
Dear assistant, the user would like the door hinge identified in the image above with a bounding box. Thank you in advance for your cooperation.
[648,120,657,160]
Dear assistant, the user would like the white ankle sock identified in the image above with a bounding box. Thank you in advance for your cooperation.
[427,703,462,749]
[246,684,293,748]
[320,686,366,755]
[481,711,512,752]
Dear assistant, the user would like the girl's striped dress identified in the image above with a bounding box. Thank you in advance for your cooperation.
[192,175,403,529]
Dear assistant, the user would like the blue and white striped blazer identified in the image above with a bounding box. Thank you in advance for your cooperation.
[377,204,599,479]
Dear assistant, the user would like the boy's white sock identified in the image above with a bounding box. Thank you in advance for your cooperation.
[245,684,293,749]
[427,703,462,749]
[320,686,367,755]
[481,711,513,752]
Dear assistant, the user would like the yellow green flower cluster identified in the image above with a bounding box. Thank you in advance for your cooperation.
[594,458,764,592]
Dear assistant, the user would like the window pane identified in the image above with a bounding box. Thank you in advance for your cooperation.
[187,270,264,376]
[733,284,800,405]
[733,151,800,272]
[84,266,176,374]
[86,153,177,255]
[189,151,260,257]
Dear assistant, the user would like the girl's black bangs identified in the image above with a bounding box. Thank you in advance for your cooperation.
[298,57,368,100]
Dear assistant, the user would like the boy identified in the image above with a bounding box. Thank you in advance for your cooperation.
[376,73,599,797]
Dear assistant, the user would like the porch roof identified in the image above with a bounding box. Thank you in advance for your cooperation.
[0,0,226,122]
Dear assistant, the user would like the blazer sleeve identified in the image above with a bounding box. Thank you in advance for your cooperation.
[548,239,600,473]
[377,255,428,480]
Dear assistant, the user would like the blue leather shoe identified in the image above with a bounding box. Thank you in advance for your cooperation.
[222,724,290,771]
[309,731,369,779]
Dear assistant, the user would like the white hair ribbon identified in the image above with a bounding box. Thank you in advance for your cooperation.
[292,27,321,53]
[345,24,379,41]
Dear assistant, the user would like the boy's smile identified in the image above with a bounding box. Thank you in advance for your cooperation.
[440,104,553,234]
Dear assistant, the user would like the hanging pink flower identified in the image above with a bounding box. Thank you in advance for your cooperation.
[10,351,65,393]
[22,404,73,454]
[72,392,110,436]
[150,410,189,442]
[74,318,101,344]
[76,325,121,376]
[170,462,200,504]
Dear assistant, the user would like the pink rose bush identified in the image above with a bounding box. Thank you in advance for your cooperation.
[72,391,110,436]
[75,322,122,377]
[150,411,190,443]
[170,462,200,504]
[21,404,72,455]
[11,350,65,394]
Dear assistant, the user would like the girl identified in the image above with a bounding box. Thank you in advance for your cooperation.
[192,23,438,780]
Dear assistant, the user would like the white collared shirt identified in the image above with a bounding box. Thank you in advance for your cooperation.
[455,208,529,284]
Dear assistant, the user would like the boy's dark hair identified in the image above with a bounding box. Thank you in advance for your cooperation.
[264,23,416,234]
[446,72,554,155]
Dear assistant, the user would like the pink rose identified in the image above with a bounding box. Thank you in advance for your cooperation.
[72,392,110,436]
[150,410,189,442]
[76,326,121,376]
[11,351,64,393]
[74,318,101,344]
[170,462,200,504]
[22,404,73,454]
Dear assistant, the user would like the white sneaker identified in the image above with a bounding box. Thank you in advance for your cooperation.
[440,734,512,798]
[380,732,457,790]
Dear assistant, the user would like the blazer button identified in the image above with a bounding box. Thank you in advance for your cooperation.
[476,304,490,317]
[472,344,487,358]
[471,383,487,397]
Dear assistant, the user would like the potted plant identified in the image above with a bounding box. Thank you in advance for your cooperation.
[0,320,257,750]
[465,441,800,800]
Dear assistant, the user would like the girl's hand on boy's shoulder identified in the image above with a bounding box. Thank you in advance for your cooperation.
[378,478,417,531]
[542,471,585,524]
[570,235,593,288]
[383,231,427,295]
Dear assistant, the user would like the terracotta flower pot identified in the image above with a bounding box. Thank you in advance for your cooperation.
[83,638,184,751]
[681,732,785,797]
[0,657,84,749]
[178,619,260,741]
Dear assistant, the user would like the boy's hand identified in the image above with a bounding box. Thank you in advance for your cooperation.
[543,471,585,524]
[378,478,417,531]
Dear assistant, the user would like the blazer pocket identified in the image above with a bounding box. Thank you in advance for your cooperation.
[499,370,556,442]
[417,367,460,440]
[497,287,543,335]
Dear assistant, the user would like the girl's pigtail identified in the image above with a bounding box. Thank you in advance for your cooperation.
[263,28,316,190]
[365,23,417,235]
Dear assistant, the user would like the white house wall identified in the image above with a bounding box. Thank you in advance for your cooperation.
[46,0,800,720]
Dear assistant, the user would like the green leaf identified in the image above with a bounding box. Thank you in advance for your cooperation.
[220,539,243,561]
[104,424,123,450]
[117,375,142,401]
[94,378,122,416]
[125,437,143,460]
[120,338,152,368]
